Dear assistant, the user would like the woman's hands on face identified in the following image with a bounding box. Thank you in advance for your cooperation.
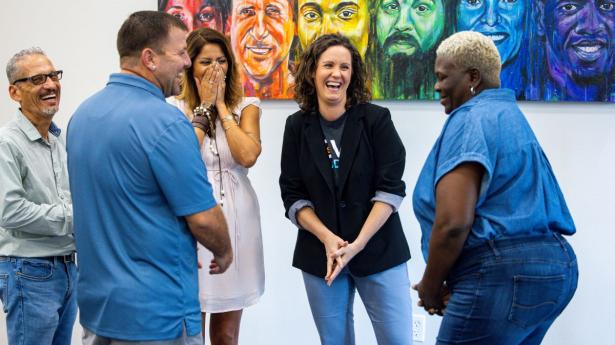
[214,64,227,110]
[195,63,224,107]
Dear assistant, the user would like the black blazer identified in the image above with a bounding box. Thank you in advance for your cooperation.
[279,103,410,277]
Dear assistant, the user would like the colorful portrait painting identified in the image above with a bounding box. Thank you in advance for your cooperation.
[368,0,447,99]
[159,0,615,101]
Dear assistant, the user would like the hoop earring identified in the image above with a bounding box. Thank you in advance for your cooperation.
[470,86,476,96]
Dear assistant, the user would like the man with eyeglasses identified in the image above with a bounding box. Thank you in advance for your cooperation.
[0,47,76,345]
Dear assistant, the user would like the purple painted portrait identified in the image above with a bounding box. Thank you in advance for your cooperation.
[535,0,614,101]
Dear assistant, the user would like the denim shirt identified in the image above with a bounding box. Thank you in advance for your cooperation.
[412,88,575,260]
[0,110,74,257]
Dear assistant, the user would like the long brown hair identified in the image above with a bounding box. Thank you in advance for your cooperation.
[179,28,242,115]
[293,33,371,113]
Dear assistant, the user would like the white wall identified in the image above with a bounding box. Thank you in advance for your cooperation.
[1,1,614,344]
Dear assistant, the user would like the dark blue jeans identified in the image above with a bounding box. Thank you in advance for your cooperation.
[0,256,77,345]
[437,233,578,345]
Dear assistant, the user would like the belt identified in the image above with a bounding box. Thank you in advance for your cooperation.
[0,253,76,263]
[37,252,76,263]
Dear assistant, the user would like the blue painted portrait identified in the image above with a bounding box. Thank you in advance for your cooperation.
[456,0,529,97]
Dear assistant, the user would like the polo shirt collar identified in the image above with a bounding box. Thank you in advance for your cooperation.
[107,73,165,100]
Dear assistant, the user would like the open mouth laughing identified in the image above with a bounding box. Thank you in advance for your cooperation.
[326,81,342,92]
[40,91,58,104]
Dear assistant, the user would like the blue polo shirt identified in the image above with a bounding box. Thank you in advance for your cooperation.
[413,88,575,260]
[67,74,216,340]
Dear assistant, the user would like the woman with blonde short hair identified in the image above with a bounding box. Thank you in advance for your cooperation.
[413,31,578,344]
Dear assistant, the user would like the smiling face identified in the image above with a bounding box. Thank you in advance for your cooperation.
[540,0,614,81]
[193,43,230,81]
[434,55,474,114]
[314,45,353,108]
[9,54,61,119]
[298,0,369,56]
[154,27,192,97]
[376,0,445,57]
[457,0,526,65]
[231,0,294,81]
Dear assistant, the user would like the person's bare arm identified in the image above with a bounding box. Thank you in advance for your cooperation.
[218,103,261,168]
[414,162,484,314]
[185,205,232,274]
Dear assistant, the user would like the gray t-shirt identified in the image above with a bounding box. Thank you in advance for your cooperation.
[319,112,347,187]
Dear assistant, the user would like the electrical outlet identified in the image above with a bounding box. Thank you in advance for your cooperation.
[412,314,426,342]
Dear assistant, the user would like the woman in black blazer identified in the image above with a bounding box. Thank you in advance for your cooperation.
[279,34,413,345]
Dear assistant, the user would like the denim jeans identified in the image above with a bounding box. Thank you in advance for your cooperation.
[302,262,413,345]
[437,233,578,345]
[0,256,78,345]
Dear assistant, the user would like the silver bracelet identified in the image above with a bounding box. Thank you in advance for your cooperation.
[193,103,216,117]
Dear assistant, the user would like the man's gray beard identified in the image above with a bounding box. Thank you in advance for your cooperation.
[42,106,59,117]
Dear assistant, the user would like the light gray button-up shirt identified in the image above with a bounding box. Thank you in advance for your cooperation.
[0,110,75,257]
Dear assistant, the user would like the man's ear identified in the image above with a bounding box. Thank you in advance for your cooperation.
[535,1,546,36]
[141,48,159,71]
[8,84,22,103]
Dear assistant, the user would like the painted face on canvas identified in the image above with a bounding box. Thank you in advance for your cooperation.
[231,0,295,80]
[540,0,614,80]
[195,0,225,32]
[457,0,527,65]
[298,0,370,56]
[376,0,445,57]
[165,0,195,31]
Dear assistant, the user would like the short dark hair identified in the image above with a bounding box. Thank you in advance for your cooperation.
[293,34,371,112]
[117,11,188,59]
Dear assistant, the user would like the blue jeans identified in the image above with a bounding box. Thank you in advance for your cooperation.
[437,233,578,345]
[302,262,413,345]
[0,256,78,345]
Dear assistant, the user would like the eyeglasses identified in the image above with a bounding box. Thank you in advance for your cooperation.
[12,70,63,85]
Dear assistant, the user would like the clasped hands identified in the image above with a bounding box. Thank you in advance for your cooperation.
[195,62,226,110]
[412,280,450,316]
[323,234,364,286]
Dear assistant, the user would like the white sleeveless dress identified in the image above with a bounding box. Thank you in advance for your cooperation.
[168,97,265,313]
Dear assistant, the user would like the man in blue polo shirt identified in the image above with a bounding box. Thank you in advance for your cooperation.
[67,11,232,344]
